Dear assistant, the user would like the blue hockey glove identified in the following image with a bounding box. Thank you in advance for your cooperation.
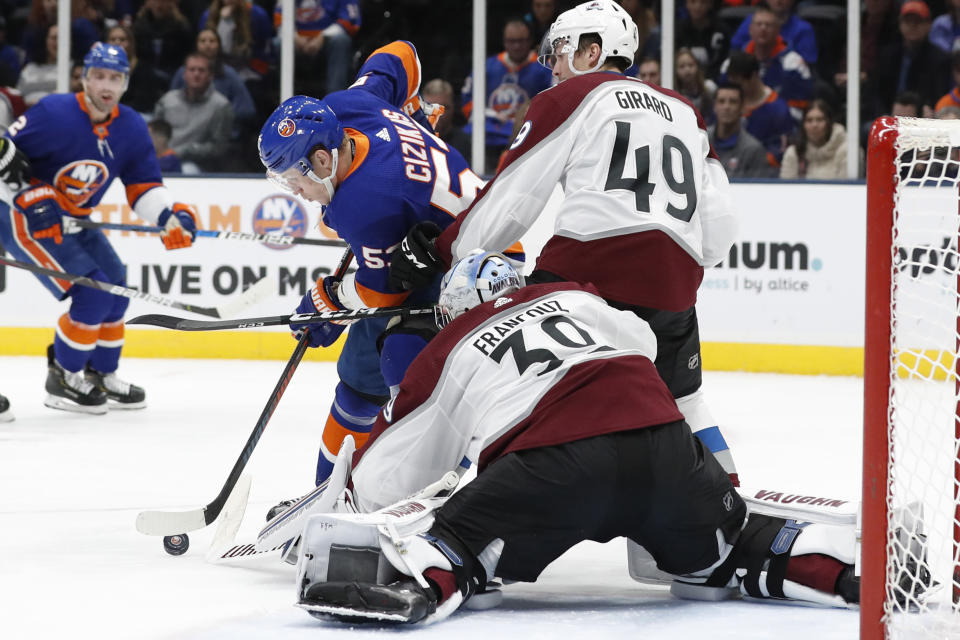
[290,277,356,348]
[14,185,70,244]
[157,203,198,250]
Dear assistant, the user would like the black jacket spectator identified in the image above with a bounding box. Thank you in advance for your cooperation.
[676,0,730,77]
[133,0,194,80]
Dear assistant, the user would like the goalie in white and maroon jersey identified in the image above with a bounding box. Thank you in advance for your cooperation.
[291,251,862,625]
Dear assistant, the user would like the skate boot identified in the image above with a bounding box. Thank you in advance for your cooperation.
[44,346,107,414]
[85,365,146,410]
[0,394,13,422]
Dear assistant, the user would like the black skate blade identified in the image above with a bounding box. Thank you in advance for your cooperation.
[298,581,430,624]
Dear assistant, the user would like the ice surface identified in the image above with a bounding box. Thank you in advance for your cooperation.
[0,355,862,639]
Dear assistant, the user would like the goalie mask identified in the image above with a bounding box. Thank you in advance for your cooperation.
[538,0,639,76]
[258,95,344,201]
[437,251,524,327]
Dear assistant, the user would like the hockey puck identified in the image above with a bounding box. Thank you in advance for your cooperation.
[163,534,190,556]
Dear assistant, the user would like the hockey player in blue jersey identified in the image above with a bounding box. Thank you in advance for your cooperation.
[0,42,199,414]
[258,41,517,491]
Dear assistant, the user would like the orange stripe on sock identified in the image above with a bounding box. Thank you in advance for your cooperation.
[322,414,371,454]
[367,41,420,100]
[57,313,100,346]
[99,320,124,342]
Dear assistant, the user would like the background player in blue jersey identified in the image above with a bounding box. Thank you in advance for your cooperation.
[0,42,199,415]
[258,41,519,494]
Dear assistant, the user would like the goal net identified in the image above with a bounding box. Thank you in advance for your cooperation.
[862,116,960,639]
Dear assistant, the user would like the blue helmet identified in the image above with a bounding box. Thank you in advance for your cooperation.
[83,42,130,76]
[258,95,344,174]
[438,251,524,326]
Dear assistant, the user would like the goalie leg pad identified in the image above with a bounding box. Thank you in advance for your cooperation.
[675,512,858,608]
[296,496,488,624]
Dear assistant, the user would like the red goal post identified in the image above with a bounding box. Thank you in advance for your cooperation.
[863,116,960,640]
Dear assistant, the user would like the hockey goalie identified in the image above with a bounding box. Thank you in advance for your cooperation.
[261,251,881,625]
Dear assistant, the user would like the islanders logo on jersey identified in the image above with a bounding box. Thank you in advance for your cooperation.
[252,194,309,251]
[278,118,296,137]
[488,80,530,120]
[54,160,109,207]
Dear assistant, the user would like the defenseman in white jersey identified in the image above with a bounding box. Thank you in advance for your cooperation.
[389,0,740,485]
[293,252,860,625]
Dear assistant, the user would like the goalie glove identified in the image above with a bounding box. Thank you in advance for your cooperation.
[290,276,356,348]
[157,202,199,250]
[388,221,444,291]
[14,185,71,244]
[0,138,31,192]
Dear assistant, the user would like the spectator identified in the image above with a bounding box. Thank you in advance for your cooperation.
[618,0,660,68]
[170,28,256,129]
[421,78,471,161]
[876,1,951,117]
[935,50,960,111]
[133,0,194,81]
[675,48,716,123]
[710,83,777,178]
[675,0,730,77]
[199,0,274,78]
[730,0,818,66]
[21,0,98,65]
[937,104,960,117]
[148,118,182,173]
[106,24,167,116]
[277,0,360,96]
[525,0,558,49]
[931,0,960,53]
[154,52,234,173]
[638,56,661,84]
[892,89,924,117]
[839,0,899,126]
[462,17,553,173]
[736,3,813,121]
[69,61,84,92]
[780,100,852,179]
[725,50,795,162]
[17,23,60,107]
[0,16,24,86]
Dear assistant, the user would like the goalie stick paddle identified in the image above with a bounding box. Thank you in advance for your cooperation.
[135,248,355,537]
[61,216,348,248]
[127,304,438,331]
[0,254,267,318]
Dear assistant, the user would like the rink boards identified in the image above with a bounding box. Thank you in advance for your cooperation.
[0,177,940,376]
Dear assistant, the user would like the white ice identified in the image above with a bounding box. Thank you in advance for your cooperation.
[0,355,863,639]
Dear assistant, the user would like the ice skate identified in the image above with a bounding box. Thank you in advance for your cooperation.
[44,346,107,414]
[85,365,146,410]
[0,394,13,422]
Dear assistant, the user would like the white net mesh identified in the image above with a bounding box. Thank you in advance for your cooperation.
[884,117,960,638]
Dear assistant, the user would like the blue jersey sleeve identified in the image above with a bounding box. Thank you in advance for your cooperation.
[6,99,54,163]
[351,41,423,110]
[116,109,164,206]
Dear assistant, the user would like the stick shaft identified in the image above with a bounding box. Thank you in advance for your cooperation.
[62,217,347,248]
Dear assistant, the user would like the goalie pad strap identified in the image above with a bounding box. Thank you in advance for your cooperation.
[705,514,799,598]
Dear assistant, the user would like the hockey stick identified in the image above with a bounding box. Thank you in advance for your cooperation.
[135,249,355,537]
[62,216,348,248]
[127,304,437,331]
[0,254,270,318]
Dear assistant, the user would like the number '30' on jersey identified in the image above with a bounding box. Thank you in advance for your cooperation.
[350,282,683,512]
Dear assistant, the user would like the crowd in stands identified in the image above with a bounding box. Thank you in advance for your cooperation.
[0,0,956,178]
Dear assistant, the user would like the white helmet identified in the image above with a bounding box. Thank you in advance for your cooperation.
[538,0,639,76]
[437,250,524,327]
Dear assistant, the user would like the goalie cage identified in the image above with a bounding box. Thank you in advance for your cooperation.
[863,116,960,639]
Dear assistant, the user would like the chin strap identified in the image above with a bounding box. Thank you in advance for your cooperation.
[308,147,339,201]
[566,53,606,77]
